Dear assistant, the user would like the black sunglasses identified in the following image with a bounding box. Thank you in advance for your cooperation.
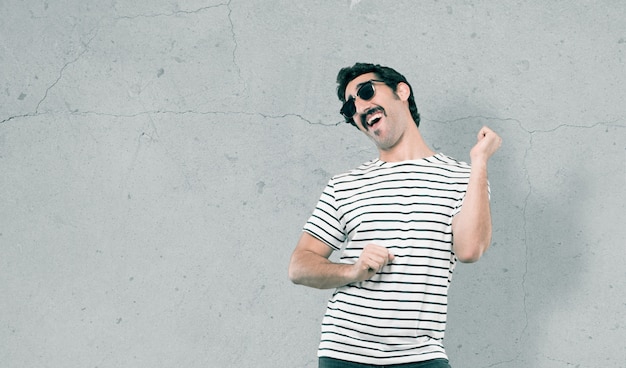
[340,79,385,120]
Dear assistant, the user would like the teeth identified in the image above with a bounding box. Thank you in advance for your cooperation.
[367,112,383,125]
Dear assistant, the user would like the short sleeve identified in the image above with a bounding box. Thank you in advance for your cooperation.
[302,179,346,251]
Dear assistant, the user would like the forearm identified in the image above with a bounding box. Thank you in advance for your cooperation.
[288,250,356,289]
[452,161,492,262]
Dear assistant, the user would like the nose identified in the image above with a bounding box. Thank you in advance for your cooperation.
[353,95,372,116]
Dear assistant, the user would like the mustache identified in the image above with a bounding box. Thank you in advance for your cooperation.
[359,107,385,130]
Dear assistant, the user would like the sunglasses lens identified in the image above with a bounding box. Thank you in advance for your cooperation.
[358,82,375,100]
[340,98,356,118]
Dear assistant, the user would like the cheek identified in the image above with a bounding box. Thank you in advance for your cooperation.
[358,120,369,132]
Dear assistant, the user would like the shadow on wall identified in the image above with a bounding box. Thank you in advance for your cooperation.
[496,126,592,366]
[427,115,590,366]
[518,129,595,365]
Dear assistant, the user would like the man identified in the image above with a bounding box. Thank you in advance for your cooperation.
[289,63,502,368]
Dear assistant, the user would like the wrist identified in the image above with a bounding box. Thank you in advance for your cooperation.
[346,263,363,283]
[470,158,488,171]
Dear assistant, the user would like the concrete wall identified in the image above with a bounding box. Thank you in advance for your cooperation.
[1,1,624,367]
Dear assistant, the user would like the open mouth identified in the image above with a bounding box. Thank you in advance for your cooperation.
[363,108,384,129]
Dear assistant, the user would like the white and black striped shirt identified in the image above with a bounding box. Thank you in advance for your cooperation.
[303,153,474,365]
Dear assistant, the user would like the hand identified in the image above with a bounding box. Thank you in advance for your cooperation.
[470,126,502,165]
[351,244,395,282]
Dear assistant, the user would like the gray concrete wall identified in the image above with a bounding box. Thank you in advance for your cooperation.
[1,1,624,367]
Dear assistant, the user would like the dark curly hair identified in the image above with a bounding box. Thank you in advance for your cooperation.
[336,63,420,128]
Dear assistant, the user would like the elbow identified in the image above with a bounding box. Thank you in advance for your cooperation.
[455,249,482,263]
[288,266,321,288]
[288,270,300,285]
[288,260,303,285]
[454,240,489,263]
[288,265,298,284]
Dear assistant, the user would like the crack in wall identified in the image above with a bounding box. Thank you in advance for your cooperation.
[2,108,332,127]
[483,357,518,368]
[518,119,626,134]
[512,118,624,365]
[111,0,246,104]
[429,115,521,125]
[514,127,532,365]
[1,113,35,125]
[114,3,227,19]
[1,28,100,124]
[543,355,580,367]
[66,109,326,126]
[34,27,100,115]
[225,0,240,81]
[113,0,244,94]
[2,2,242,125]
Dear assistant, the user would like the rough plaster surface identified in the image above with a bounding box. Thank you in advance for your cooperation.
[1,1,625,367]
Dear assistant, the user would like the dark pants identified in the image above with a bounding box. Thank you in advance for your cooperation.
[319,357,452,368]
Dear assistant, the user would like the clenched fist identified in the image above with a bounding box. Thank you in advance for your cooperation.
[470,126,502,165]
[351,244,395,282]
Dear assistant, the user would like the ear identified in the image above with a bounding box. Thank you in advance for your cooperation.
[396,82,411,101]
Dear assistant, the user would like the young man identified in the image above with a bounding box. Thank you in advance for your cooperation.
[289,63,502,367]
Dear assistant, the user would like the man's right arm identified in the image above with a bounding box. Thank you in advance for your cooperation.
[288,232,394,289]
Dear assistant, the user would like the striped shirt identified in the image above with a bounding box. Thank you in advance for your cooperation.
[303,153,473,365]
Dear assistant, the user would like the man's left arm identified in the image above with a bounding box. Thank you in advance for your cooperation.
[452,126,502,263]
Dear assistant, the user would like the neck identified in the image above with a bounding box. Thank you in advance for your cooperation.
[378,125,435,162]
